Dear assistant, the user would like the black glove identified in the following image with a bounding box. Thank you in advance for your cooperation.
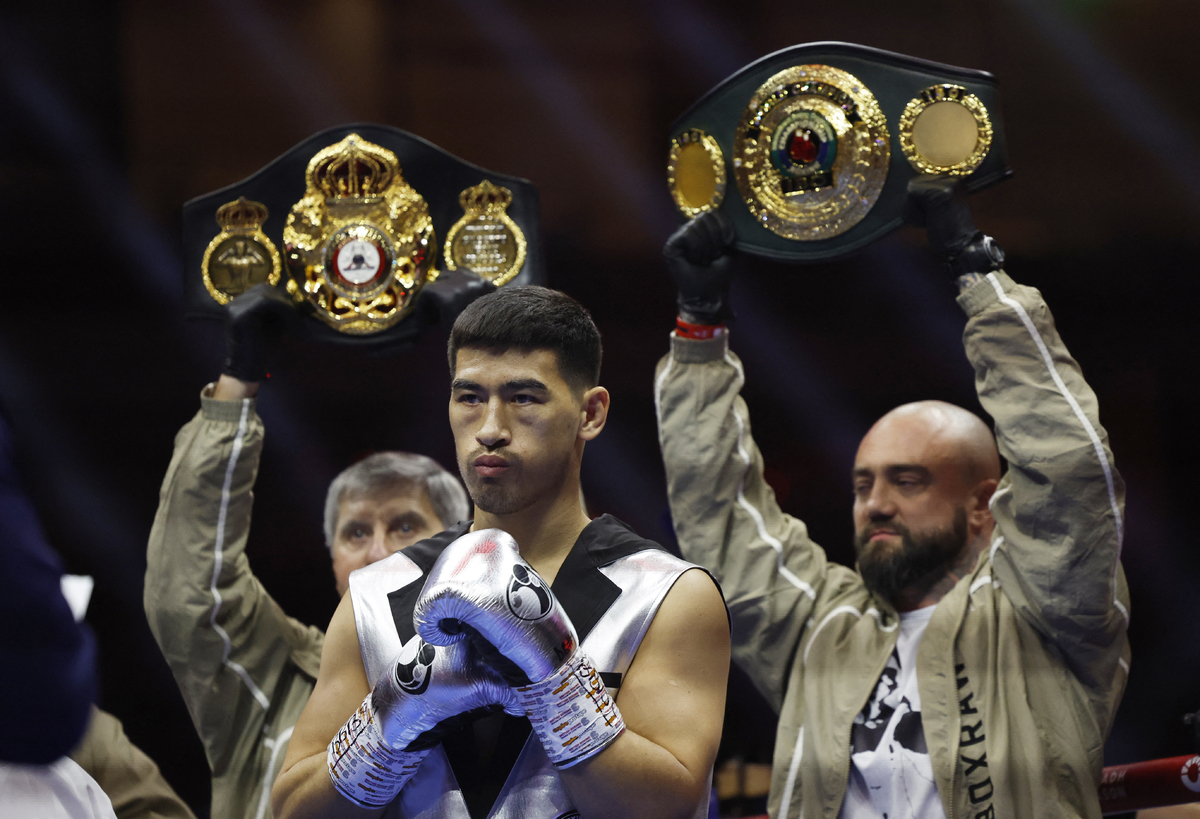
[663,210,739,326]
[904,175,1004,277]
[419,268,497,327]
[222,284,300,382]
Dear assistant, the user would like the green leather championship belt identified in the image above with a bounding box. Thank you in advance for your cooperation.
[666,42,1011,262]
[183,123,544,347]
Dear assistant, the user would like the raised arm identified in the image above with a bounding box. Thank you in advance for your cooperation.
[909,176,1129,684]
[655,212,860,711]
[961,271,1129,678]
[144,382,322,773]
[144,285,321,776]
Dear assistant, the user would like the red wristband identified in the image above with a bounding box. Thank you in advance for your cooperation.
[675,317,726,340]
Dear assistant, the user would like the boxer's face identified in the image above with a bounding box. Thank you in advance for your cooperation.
[330,487,442,595]
[449,346,602,517]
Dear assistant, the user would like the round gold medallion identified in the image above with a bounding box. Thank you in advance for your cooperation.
[733,65,890,241]
[201,197,282,305]
[667,129,726,217]
[898,85,993,176]
[322,224,395,301]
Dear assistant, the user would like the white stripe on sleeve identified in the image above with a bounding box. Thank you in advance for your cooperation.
[209,398,271,711]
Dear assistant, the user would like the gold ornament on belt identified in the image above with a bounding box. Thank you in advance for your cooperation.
[443,180,527,287]
[898,84,993,176]
[201,197,281,304]
[282,133,436,334]
[667,128,726,218]
[733,65,890,241]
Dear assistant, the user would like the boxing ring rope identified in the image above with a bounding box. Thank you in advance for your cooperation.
[725,755,1200,818]
[1100,755,1200,814]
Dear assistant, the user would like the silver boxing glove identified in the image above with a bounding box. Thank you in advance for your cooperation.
[327,634,516,808]
[413,529,625,768]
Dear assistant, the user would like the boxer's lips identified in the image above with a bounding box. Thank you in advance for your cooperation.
[474,455,510,478]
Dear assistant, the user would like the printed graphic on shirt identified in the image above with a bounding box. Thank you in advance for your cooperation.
[846,646,939,819]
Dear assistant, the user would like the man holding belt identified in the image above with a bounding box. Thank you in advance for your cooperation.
[145,285,472,819]
[655,178,1129,819]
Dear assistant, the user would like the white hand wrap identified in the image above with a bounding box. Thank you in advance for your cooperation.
[414,528,625,768]
[516,651,624,767]
[327,693,429,808]
[326,635,515,807]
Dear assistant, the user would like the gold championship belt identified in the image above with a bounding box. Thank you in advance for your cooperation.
[282,134,434,334]
[667,42,1011,262]
[182,124,545,348]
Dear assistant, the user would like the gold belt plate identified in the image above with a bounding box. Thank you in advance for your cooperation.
[282,133,436,335]
[733,65,890,241]
[443,180,527,287]
[201,197,281,304]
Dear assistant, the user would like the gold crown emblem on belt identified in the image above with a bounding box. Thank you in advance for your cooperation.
[283,133,437,334]
[443,179,527,287]
[217,197,270,229]
[201,196,282,305]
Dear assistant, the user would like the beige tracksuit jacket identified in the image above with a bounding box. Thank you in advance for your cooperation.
[145,393,323,819]
[655,272,1130,819]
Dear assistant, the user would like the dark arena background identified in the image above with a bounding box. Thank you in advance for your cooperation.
[1,1,1197,816]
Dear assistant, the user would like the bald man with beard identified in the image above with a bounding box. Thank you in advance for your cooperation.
[852,401,1001,612]
[655,177,1129,819]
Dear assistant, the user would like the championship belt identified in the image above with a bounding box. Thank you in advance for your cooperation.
[666,42,1011,262]
[183,124,544,347]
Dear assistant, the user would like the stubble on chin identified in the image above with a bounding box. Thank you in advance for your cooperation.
[469,481,525,515]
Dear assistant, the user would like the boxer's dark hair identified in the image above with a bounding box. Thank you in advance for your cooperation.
[449,285,602,393]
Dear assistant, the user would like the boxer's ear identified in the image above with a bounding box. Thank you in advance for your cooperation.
[579,386,609,441]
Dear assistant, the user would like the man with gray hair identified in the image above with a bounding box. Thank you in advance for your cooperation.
[322,452,470,595]
[145,287,470,819]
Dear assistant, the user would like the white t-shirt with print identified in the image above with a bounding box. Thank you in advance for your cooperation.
[838,605,945,819]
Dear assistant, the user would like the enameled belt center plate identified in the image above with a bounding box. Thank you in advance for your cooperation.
[733,64,890,241]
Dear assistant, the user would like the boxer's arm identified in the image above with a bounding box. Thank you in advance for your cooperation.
[557,569,730,819]
[272,592,381,819]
